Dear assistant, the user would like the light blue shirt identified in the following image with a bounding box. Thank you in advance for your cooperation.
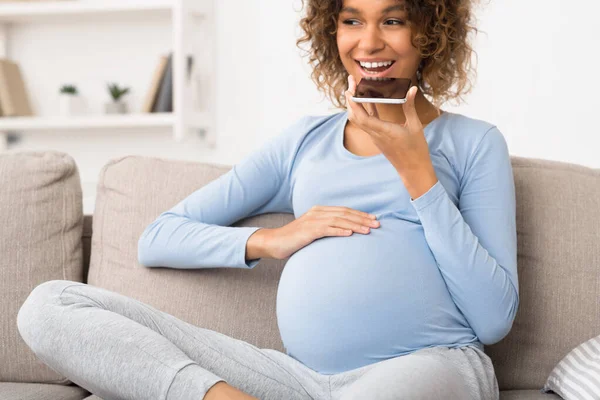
[138,110,519,375]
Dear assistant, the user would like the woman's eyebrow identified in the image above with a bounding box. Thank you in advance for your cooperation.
[340,4,405,15]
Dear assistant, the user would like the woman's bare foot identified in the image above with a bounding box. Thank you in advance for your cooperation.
[204,381,259,400]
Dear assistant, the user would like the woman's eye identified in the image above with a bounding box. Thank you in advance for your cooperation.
[341,19,405,26]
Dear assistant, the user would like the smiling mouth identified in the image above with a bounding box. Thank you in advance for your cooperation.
[355,60,396,78]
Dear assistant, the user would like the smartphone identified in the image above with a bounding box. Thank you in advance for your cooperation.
[351,77,412,104]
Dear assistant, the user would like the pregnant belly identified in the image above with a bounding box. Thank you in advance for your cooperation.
[276,214,472,374]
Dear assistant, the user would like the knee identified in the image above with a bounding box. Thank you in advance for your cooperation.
[16,279,81,351]
[340,354,470,400]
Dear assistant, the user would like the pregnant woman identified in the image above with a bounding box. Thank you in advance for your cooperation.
[17,0,518,399]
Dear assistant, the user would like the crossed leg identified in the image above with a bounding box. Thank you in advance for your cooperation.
[17,280,327,400]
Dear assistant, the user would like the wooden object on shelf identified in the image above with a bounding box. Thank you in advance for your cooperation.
[0,58,33,117]
[152,52,173,113]
[142,54,169,113]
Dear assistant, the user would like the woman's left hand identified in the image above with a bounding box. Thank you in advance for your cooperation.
[344,75,438,199]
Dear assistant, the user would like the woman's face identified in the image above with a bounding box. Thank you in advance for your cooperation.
[336,0,422,86]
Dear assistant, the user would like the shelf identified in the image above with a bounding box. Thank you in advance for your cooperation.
[0,113,175,131]
[0,0,175,22]
[0,0,216,147]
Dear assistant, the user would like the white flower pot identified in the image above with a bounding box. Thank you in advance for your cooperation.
[105,101,128,114]
[59,94,85,116]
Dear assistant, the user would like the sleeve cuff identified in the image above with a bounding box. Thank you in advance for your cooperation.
[238,227,263,269]
[409,180,446,211]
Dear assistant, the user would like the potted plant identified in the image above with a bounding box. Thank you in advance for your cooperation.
[58,84,84,116]
[105,82,130,114]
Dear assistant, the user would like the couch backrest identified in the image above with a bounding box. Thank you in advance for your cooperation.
[485,156,600,390]
[85,156,293,354]
[82,154,600,391]
[1,151,83,385]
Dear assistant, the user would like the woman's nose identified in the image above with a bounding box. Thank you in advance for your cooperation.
[358,26,385,51]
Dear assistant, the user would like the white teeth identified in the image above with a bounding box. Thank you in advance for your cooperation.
[359,60,393,68]
[364,76,392,81]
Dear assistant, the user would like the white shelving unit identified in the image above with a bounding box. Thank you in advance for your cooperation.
[0,0,216,151]
[0,113,175,131]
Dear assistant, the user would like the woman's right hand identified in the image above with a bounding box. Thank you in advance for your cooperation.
[265,205,380,260]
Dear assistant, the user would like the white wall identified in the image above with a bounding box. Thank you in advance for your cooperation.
[6,0,599,214]
[456,0,600,169]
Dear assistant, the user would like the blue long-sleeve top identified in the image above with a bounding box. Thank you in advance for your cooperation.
[138,110,519,375]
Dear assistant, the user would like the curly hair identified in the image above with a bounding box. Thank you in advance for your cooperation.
[296,0,481,110]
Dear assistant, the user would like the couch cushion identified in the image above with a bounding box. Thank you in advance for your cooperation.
[0,382,89,400]
[0,151,84,383]
[485,156,600,390]
[87,156,292,352]
[499,390,561,400]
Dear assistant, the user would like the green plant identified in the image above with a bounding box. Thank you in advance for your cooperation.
[60,84,78,95]
[106,82,130,102]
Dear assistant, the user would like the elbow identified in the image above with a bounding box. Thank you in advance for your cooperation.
[478,293,520,345]
[137,219,162,267]
[137,229,153,267]
[137,211,176,267]
[477,318,515,345]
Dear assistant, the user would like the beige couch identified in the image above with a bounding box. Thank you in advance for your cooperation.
[2,150,599,400]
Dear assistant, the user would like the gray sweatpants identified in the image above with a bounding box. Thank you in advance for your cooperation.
[17,280,500,400]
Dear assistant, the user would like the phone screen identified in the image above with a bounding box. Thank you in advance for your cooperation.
[354,77,412,100]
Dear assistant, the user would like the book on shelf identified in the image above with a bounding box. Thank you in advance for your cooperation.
[152,52,173,113]
[0,58,33,117]
[141,54,169,113]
